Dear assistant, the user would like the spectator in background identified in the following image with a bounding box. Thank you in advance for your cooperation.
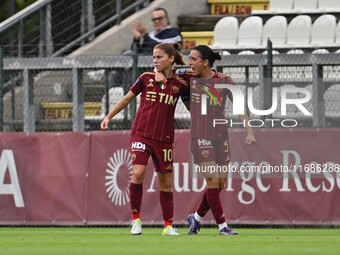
[129,7,183,55]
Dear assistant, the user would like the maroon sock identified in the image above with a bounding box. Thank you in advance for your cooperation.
[197,188,223,218]
[206,188,226,224]
[130,182,143,220]
[196,189,210,218]
[160,191,174,226]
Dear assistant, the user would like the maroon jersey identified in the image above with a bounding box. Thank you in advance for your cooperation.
[130,71,189,143]
[178,69,235,141]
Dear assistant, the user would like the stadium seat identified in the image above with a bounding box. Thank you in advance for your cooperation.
[336,21,340,43]
[238,50,255,55]
[294,0,318,12]
[269,0,294,12]
[286,49,304,54]
[222,51,231,55]
[262,50,280,54]
[324,84,340,117]
[211,16,238,49]
[311,15,336,46]
[252,0,294,14]
[262,16,287,46]
[238,16,263,47]
[312,49,329,54]
[286,15,312,46]
[318,0,340,12]
[101,87,125,120]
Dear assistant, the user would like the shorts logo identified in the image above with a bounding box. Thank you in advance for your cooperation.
[166,164,173,170]
[172,86,179,94]
[202,150,209,158]
[131,153,136,161]
[198,139,211,147]
[132,142,146,151]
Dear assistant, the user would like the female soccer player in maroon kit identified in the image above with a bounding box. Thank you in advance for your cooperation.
[187,46,256,235]
[156,45,256,235]
[101,43,189,235]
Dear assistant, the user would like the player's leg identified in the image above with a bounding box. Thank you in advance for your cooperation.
[129,164,146,235]
[130,164,147,220]
[187,139,215,234]
[152,141,179,235]
[129,136,151,235]
[214,140,237,235]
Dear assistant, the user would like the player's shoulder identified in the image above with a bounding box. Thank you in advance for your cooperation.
[140,71,155,78]
[175,69,193,76]
[138,71,155,81]
[132,72,155,86]
[173,71,190,87]
[215,71,235,85]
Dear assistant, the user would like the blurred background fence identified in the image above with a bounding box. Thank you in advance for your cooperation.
[0,0,152,58]
[1,51,340,132]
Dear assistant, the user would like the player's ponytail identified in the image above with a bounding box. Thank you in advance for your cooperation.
[193,45,221,67]
[154,42,186,66]
[172,42,186,65]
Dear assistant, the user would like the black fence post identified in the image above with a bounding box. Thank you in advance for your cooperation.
[130,42,138,121]
[264,39,273,126]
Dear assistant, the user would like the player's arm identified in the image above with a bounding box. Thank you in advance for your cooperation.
[237,112,256,145]
[101,91,136,130]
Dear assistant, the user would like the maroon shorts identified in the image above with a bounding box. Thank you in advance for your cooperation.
[130,136,173,173]
[191,138,230,166]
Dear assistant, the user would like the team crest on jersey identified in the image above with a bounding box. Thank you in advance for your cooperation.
[191,79,197,89]
[202,150,209,158]
[172,86,179,94]
[131,153,136,161]
[176,69,185,74]
[147,79,154,87]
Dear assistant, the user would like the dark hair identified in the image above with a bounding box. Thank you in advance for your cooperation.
[193,45,222,67]
[154,42,186,65]
[153,7,170,25]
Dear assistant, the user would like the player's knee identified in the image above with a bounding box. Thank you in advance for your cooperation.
[206,178,219,188]
[159,184,172,192]
[158,178,172,191]
[132,168,145,183]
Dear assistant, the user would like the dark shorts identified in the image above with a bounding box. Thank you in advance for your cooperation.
[191,138,230,166]
[130,136,173,173]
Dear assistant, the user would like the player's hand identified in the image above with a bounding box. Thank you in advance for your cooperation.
[155,71,167,84]
[100,117,110,131]
[246,133,256,145]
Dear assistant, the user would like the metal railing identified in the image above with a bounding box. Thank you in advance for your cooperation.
[0,0,152,57]
[1,52,340,132]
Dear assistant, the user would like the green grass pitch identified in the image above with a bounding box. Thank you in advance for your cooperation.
[0,227,340,255]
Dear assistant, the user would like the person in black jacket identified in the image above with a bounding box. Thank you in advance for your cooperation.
[130,8,183,55]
